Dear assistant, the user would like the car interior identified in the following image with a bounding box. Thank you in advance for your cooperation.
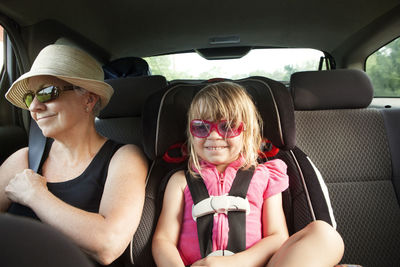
[0,0,399,266]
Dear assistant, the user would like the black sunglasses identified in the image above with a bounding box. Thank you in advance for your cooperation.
[23,85,80,108]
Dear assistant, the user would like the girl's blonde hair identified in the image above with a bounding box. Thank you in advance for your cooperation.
[187,82,263,174]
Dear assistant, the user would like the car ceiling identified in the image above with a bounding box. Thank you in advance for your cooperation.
[0,0,399,62]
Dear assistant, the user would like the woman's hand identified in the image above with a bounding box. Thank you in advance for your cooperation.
[5,169,47,206]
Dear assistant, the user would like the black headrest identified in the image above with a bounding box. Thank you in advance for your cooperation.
[103,57,151,79]
[142,77,295,160]
[99,75,167,119]
[290,69,373,110]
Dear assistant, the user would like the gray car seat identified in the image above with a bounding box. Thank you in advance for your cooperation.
[290,69,400,266]
[97,75,167,149]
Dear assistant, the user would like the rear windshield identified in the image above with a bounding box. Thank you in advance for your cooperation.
[145,48,324,82]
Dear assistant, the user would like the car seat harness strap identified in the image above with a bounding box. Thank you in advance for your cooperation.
[185,167,254,258]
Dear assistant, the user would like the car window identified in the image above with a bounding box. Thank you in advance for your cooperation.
[145,48,324,82]
[366,37,400,97]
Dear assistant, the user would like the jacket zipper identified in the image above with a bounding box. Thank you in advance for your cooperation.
[218,170,225,250]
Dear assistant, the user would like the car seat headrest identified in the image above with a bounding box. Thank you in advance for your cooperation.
[99,75,167,119]
[290,69,373,110]
[103,57,151,79]
[142,76,295,160]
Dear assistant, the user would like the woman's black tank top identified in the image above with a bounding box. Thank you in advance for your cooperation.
[7,139,127,267]
[7,139,123,220]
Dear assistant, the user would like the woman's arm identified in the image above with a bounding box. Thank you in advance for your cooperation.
[152,171,186,267]
[192,192,289,267]
[0,147,28,212]
[5,144,148,265]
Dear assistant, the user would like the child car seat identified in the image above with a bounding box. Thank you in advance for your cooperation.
[140,76,337,265]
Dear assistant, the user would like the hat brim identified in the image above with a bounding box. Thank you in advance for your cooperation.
[5,71,113,110]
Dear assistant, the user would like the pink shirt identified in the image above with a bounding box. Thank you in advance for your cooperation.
[178,158,289,265]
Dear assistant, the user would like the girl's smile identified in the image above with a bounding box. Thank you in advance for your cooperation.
[205,146,228,150]
[193,127,243,172]
[204,143,229,150]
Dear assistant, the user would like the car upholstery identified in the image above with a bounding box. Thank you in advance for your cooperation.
[291,69,400,266]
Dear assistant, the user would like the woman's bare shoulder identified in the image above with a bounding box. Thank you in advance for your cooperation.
[105,143,148,190]
[112,143,146,162]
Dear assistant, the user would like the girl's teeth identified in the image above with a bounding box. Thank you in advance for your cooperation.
[208,147,225,150]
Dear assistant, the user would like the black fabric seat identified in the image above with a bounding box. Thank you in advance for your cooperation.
[290,69,400,266]
[0,214,94,267]
[139,77,337,266]
[0,126,28,164]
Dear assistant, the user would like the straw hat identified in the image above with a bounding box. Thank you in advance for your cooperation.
[5,44,113,110]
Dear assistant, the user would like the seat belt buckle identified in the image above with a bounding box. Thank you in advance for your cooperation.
[192,195,251,221]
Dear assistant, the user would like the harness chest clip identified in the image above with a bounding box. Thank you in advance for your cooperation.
[192,195,251,221]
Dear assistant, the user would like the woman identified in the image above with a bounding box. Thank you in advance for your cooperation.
[0,44,148,266]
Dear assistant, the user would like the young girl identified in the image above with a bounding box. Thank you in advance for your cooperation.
[152,82,344,267]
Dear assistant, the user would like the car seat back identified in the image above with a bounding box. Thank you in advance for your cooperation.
[96,75,167,149]
[290,69,400,266]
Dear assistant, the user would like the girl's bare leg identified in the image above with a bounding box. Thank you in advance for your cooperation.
[267,220,344,267]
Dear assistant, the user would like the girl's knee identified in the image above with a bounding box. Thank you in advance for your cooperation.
[307,220,334,233]
[307,220,344,253]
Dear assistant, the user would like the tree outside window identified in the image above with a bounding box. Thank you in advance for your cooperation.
[366,37,400,97]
